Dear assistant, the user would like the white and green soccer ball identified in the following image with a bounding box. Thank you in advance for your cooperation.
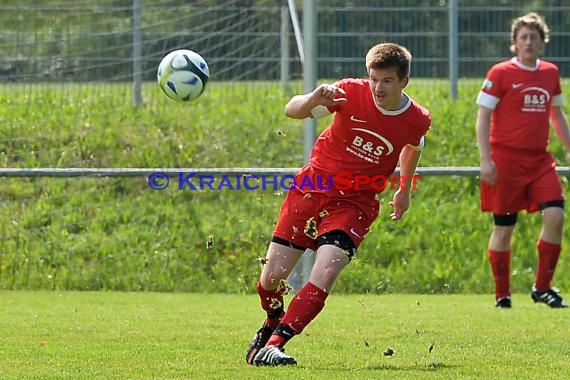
[157,49,210,102]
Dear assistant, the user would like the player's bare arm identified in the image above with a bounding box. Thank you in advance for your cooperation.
[476,106,497,184]
[389,144,422,221]
[284,84,347,120]
[550,107,570,163]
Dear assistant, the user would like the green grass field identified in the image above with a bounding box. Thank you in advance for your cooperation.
[1,291,568,379]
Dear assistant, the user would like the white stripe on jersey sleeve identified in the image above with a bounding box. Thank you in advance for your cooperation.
[310,105,331,119]
[552,94,563,107]
[476,91,500,110]
[407,135,425,151]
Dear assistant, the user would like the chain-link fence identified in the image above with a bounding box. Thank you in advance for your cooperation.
[2,1,569,85]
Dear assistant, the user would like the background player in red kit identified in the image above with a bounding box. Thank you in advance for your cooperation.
[246,42,431,366]
[476,12,570,308]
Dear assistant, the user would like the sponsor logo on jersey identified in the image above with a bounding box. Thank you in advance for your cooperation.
[346,128,394,163]
[521,87,550,113]
[482,79,493,90]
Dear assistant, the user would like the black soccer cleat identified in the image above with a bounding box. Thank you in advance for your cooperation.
[246,325,274,365]
[531,285,568,308]
[495,296,512,308]
[253,345,297,366]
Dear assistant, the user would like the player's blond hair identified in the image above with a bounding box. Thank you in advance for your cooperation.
[510,12,550,53]
[365,42,411,80]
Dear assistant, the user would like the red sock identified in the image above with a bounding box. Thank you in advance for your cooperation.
[488,249,511,300]
[256,281,284,328]
[266,282,328,347]
[535,240,561,291]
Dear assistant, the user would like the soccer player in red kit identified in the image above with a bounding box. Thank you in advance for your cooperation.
[246,42,431,366]
[476,12,570,308]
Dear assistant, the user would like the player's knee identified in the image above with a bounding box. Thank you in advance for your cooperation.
[491,217,516,246]
[316,230,357,260]
[542,208,564,230]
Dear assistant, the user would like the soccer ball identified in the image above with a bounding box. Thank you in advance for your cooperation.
[157,49,210,102]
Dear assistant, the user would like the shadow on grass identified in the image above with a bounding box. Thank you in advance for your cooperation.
[365,362,458,372]
[306,362,459,373]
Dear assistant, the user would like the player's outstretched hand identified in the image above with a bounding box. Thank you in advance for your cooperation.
[312,84,347,107]
[389,189,410,221]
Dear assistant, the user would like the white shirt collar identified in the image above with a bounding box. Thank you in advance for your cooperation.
[374,92,411,115]
[511,57,540,71]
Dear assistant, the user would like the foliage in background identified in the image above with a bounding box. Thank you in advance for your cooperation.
[0,80,568,293]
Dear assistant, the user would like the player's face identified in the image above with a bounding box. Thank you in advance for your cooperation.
[513,25,544,65]
[368,67,408,111]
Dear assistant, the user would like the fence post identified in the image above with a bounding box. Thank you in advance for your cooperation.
[448,0,459,100]
[300,0,317,290]
[132,0,142,107]
[281,6,291,95]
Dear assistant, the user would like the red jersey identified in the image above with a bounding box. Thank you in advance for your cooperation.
[476,57,563,151]
[309,78,431,188]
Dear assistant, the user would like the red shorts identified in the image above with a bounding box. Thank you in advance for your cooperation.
[480,147,564,214]
[273,165,380,250]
